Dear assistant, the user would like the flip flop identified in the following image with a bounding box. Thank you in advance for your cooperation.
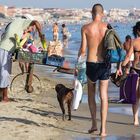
[88,128,98,133]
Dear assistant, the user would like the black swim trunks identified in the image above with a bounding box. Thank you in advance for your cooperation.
[86,62,111,83]
[130,67,140,77]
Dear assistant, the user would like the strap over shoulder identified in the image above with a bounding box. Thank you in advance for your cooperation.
[104,25,123,50]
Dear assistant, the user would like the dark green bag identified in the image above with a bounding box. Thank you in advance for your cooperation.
[104,28,126,64]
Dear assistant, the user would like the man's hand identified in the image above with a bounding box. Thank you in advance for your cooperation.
[116,68,123,78]
[74,68,78,77]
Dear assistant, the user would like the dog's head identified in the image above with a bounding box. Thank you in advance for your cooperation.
[55,84,74,95]
[55,84,66,93]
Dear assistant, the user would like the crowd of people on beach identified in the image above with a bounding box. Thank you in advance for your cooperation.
[0,2,140,137]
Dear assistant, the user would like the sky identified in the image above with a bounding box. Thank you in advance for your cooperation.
[0,0,140,10]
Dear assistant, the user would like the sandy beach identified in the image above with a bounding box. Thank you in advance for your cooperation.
[0,62,140,140]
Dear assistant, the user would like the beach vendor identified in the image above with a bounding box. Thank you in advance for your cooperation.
[0,18,45,102]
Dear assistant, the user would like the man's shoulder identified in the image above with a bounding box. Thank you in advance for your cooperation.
[99,22,108,31]
[81,22,94,32]
[101,21,108,26]
[82,23,90,29]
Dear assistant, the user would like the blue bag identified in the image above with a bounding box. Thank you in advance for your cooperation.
[106,47,126,63]
[104,27,126,64]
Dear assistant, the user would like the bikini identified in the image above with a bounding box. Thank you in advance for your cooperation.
[130,50,140,77]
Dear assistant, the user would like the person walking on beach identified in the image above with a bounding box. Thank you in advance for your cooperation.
[119,22,140,126]
[77,3,111,136]
[52,22,59,41]
[61,23,69,47]
[123,35,133,74]
[0,18,44,102]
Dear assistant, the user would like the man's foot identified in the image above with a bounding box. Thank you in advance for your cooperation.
[134,119,139,126]
[2,98,9,102]
[134,123,139,127]
[88,127,98,133]
[99,127,107,137]
[99,132,107,137]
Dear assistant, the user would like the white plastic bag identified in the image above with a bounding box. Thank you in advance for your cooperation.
[72,78,83,110]
[130,53,134,61]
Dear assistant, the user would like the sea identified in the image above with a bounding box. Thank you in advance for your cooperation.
[35,22,140,117]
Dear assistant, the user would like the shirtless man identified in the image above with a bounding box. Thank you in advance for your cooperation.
[123,35,131,52]
[78,4,110,136]
[53,22,59,41]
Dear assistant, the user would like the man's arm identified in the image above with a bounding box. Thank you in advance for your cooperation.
[123,42,126,50]
[78,26,87,58]
[122,40,134,66]
[116,40,134,76]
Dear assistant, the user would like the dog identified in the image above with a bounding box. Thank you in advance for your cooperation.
[55,84,74,120]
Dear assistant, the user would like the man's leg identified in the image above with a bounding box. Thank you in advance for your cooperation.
[2,87,9,102]
[0,49,11,102]
[0,88,3,101]
[132,79,140,126]
[87,78,97,133]
[99,80,109,136]
[0,87,8,102]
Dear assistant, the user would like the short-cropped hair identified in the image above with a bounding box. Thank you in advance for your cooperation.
[92,3,104,15]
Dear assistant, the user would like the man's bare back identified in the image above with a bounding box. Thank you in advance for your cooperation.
[81,21,107,62]
[78,4,111,136]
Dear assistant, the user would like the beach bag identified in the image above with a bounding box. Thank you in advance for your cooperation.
[119,73,138,104]
[104,27,126,65]
[110,72,127,87]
